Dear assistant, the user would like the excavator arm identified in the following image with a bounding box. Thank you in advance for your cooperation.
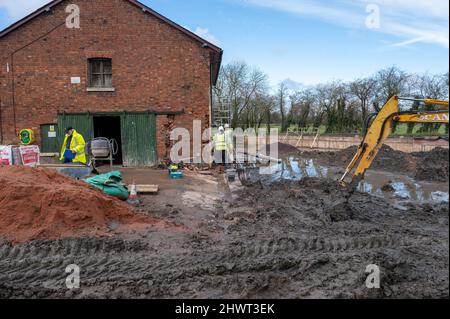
[340,96,449,188]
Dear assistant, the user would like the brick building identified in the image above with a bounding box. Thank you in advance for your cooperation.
[0,0,222,166]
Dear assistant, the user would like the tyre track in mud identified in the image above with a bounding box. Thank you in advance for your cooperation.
[0,234,427,298]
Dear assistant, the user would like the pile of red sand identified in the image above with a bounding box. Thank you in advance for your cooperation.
[0,166,155,243]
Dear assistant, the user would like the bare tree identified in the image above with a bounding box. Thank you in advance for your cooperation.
[260,94,276,134]
[415,73,449,133]
[315,81,349,133]
[373,66,411,133]
[213,61,269,129]
[373,66,410,111]
[214,62,447,136]
[242,92,274,130]
[276,82,289,132]
[416,73,449,100]
[290,89,315,129]
[350,77,376,125]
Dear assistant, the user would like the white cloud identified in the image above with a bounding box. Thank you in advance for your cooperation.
[0,0,48,20]
[384,19,449,48]
[242,0,363,29]
[389,37,426,47]
[192,27,220,46]
[237,0,449,49]
[363,0,448,20]
[359,0,449,48]
[281,78,309,91]
[184,26,220,46]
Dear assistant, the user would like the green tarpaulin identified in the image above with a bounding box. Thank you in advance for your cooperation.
[85,171,129,200]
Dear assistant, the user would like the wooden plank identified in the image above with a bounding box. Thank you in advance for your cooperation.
[38,164,87,168]
[40,153,59,157]
[135,184,159,194]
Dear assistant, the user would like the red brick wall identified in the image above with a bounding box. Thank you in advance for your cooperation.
[0,0,216,161]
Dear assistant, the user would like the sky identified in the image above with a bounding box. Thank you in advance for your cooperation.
[0,0,448,87]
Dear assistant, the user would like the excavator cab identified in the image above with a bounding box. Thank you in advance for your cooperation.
[340,96,449,188]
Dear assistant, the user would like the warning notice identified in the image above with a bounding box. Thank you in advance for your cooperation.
[19,145,40,167]
[0,146,13,165]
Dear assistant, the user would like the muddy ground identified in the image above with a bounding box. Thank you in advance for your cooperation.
[299,145,449,183]
[0,148,448,299]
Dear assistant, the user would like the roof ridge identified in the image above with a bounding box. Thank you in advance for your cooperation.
[0,0,222,53]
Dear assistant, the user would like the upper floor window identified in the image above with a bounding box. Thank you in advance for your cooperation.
[88,58,112,88]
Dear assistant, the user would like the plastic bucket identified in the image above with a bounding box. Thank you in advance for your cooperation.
[226,169,236,182]
[170,171,184,179]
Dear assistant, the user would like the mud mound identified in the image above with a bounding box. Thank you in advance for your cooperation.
[0,166,154,243]
[304,145,449,182]
[268,142,300,156]
[333,145,418,173]
[234,177,395,226]
[414,148,449,182]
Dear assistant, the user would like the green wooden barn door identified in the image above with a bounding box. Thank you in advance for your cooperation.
[121,113,157,167]
[57,113,94,148]
[40,124,59,153]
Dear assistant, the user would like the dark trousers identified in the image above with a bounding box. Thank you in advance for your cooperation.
[63,157,73,164]
[221,150,226,165]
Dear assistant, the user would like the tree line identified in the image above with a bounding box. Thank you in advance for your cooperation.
[213,61,449,135]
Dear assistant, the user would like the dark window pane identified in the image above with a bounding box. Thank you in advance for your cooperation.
[91,61,101,73]
[103,61,112,74]
[88,58,112,88]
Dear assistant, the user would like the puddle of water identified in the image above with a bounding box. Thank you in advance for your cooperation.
[415,183,425,202]
[265,158,332,182]
[254,157,449,205]
[431,191,449,203]
[363,171,449,204]
[358,181,373,194]
[391,182,411,200]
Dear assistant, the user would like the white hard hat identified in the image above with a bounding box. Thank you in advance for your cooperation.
[218,126,225,132]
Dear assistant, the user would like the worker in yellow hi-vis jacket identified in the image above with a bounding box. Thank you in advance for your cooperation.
[224,124,234,164]
[60,127,87,164]
[213,126,227,166]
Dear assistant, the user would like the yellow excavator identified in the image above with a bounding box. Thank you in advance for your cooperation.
[340,96,449,188]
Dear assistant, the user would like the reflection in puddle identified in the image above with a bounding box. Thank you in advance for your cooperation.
[358,181,373,194]
[263,157,449,205]
[267,158,330,182]
[415,183,424,202]
[392,182,411,200]
[320,166,329,177]
[305,160,318,178]
[431,191,449,203]
[290,159,302,176]
[360,174,448,204]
